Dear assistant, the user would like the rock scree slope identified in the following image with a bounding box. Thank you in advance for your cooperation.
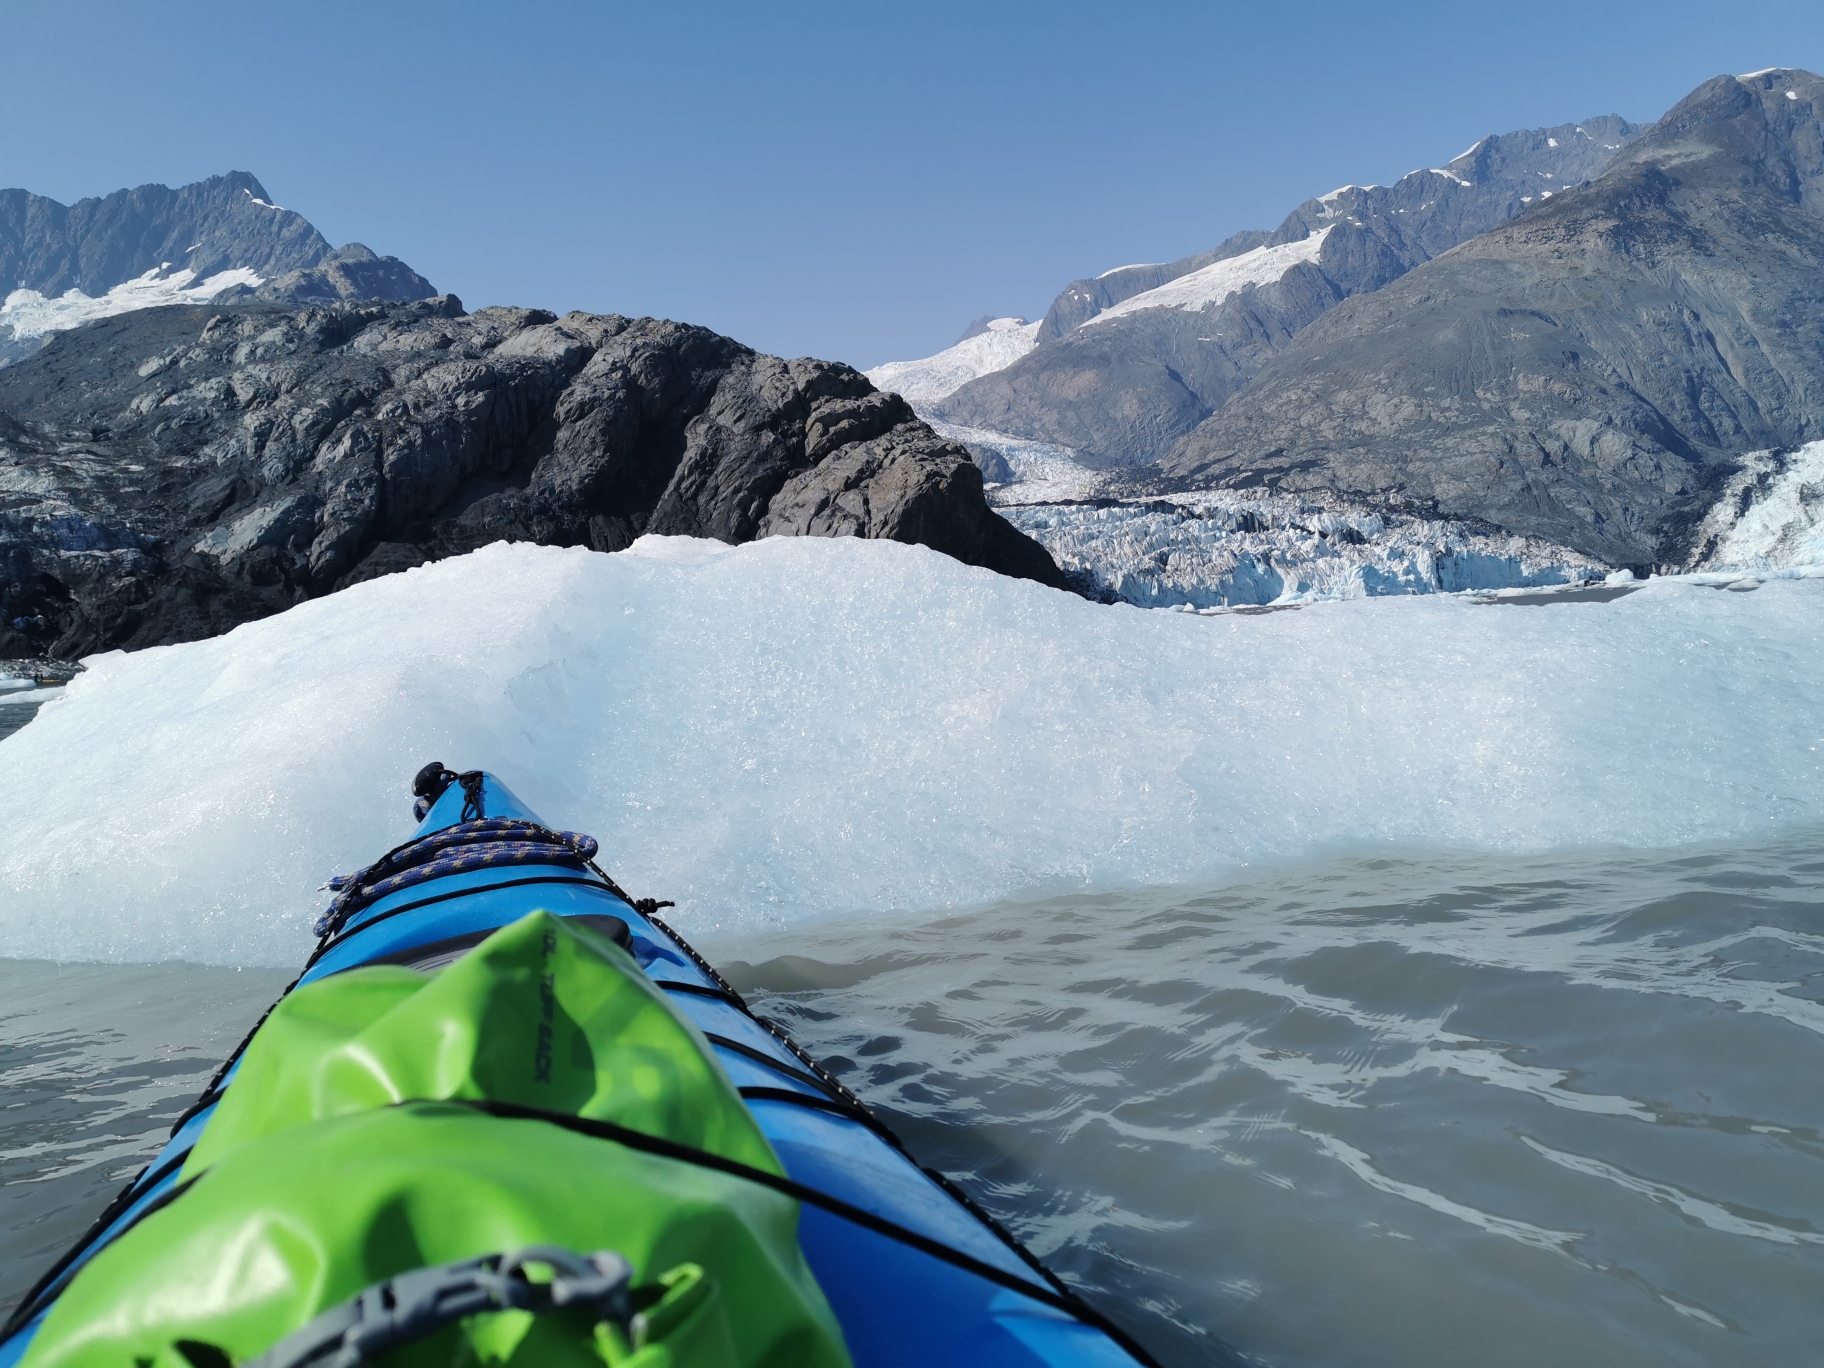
[1164,68,1824,568]
[0,299,1063,657]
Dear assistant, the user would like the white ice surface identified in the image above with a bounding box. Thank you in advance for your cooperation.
[0,266,265,343]
[864,317,1040,407]
[1080,229,1331,327]
[1692,441,1824,572]
[4,536,1824,967]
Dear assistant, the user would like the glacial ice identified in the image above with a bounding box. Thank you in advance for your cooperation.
[942,424,1610,604]
[1000,494,1610,605]
[1080,229,1333,326]
[3,534,1823,968]
[864,317,1039,407]
[0,266,265,346]
[1688,441,1824,573]
[943,430,1824,606]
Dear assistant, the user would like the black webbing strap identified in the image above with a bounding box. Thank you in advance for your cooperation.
[444,1099,1160,1367]
[735,1085,911,1153]
[701,1033,845,1100]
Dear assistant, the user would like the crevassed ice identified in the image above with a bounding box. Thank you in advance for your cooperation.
[3,535,1823,967]
[930,421,1103,502]
[1080,229,1332,327]
[0,266,265,342]
[864,317,1040,408]
[1692,441,1824,573]
[997,493,1610,606]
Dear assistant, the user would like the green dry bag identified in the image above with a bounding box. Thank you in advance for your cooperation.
[20,911,851,1368]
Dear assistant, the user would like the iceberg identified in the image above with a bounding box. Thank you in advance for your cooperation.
[3,535,1823,967]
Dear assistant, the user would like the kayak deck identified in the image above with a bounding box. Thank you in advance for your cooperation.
[0,773,1152,1368]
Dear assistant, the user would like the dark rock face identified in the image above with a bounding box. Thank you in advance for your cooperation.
[0,301,1063,657]
[1164,70,1824,567]
[933,115,1642,465]
[250,243,438,307]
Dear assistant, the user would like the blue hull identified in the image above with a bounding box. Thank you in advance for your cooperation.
[1,773,1153,1368]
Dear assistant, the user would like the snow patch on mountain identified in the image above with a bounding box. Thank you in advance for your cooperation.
[865,317,1040,407]
[1080,229,1332,327]
[0,266,265,346]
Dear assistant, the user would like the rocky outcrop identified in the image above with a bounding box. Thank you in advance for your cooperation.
[249,243,438,306]
[1163,70,1824,568]
[0,299,1063,657]
[929,115,1642,466]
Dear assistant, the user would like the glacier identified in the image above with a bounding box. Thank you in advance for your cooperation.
[1687,441,1824,572]
[3,534,1823,968]
[0,265,264,352]
[999,494,1613,606]
[1079,227,1333,327]
[864,316,1039,406]
[943,430,1824,607]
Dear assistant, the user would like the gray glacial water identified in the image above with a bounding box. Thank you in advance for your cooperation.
[5,832,1822,1367]
[713,835,1824,1367]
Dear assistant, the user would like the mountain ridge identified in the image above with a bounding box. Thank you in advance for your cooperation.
[0,172,438,366]
[1161,68,1824,567]
[913,114,1642,465]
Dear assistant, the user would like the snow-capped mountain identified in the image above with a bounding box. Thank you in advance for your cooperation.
[869,74,1824,601]
[871,114,1640,466]
[1166,68,1824,570]
[0,172,438,365]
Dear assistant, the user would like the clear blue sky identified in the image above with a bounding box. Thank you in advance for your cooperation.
[2,0,1820,369]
